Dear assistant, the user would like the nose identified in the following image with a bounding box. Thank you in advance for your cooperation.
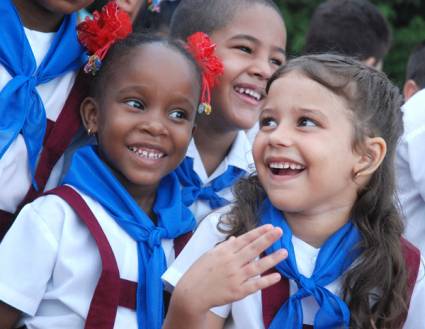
[268,124,294,148]
[137,111,168,137]
[249,54,274,80]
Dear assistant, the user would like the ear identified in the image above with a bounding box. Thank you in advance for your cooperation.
[80,97,100,134]
[363,57,383,71]
[403,79,419,101]
[191,124,197,136]
[353,137,387,182]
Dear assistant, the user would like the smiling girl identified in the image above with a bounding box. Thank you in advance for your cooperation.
[163,54,425,329]
[0,32,217,329]
[170,0,287,223]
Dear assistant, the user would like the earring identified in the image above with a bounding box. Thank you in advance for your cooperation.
[87,128,93,136]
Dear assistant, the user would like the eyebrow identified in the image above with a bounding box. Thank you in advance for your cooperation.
[229,34,286,56]
[295,108,329,124]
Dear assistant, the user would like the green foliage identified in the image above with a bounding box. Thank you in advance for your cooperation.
[275,0,425,87]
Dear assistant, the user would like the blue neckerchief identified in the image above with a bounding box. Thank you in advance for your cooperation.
[62,146,196,329]
[0,0,85,188]
[176,156,246,209]
[260,198,361,329]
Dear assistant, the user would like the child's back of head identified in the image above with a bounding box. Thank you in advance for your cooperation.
[403,40,425,100]
[303,0,391,70]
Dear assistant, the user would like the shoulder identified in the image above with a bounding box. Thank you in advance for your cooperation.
[401,88,425,136]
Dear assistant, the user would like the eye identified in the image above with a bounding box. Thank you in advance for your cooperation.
[298,117,318,127]
[125,99,144,110]
[259,116,278,129]
[270,57,284,66]
[169,109,188,120]
[235,45,252,54]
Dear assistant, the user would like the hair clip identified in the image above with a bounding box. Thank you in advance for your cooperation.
[147,0,161,12]
[186,32,224,115]
[77,1,132,75]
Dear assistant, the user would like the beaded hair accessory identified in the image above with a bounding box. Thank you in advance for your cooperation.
[147,0,161,12]
[77,1,132,75]
[186,32,224,115]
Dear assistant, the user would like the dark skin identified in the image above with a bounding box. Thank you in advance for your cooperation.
[0,302,21,329]
[12,0,65,32]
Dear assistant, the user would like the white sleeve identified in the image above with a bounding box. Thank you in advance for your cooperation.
[162,207,232,318]
[406,131,425,200]
[403,256,425,328]
[0,197,60,316]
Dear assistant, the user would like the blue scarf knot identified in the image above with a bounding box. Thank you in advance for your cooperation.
[62,146,196,329]
[0,0,85,188]
[176,156,246,209]
[148,228,166,250]
[260,198,362,329]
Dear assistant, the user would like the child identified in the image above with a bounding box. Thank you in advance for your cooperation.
[0,0,95,239]
[396,40,425,254]
[0,32,232,329]
[163,54,425,328]
[170,0,287,223]
[402,40,425,101]
[303,0,391,71]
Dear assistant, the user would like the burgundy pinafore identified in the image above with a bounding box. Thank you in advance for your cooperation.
[0,71,91,240]
[261,238,420,328]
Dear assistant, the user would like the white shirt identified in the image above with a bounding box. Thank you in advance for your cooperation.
[186,131,254,224]
[163,209,425,329]
[0,27,79,214]
[0,187,175,329]
[396,88,425,254]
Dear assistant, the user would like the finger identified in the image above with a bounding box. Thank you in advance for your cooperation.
[217,224,275,253]
[240,272,282,296]
[236,227,283,265]
[241,249,287,279]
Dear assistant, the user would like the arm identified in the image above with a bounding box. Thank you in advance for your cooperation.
[0,301,21,329]
[163,225,287,329]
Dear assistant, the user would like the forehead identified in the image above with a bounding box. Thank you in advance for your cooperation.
[265,72,351,119]
[211,4,286,51]
[108,43,199,92]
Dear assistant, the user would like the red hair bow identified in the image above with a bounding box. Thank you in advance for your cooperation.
[186,32,224,115]
[77,1,132,74]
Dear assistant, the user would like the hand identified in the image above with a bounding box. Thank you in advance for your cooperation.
[173,224,287,314]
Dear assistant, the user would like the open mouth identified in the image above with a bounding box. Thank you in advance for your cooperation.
[234,85,264,102]
[268,161,305,176]
[128,146,165,160]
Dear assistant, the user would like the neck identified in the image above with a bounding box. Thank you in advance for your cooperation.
[13,0,65,32]
[194,117,238,176]
[284,205,353,248]
[134,188,157,220]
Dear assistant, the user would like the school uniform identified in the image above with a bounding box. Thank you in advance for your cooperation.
[0,1,90,239]
[177,131,254,224]
[396,88,425,254]
[163,206,425,329]
[0,146,195,329]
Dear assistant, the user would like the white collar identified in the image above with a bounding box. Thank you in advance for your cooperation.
[185,131,254,183]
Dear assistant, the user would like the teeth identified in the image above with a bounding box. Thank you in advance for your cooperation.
[128,146,164,160]
[235,86,262,101]
[269,162,304,170]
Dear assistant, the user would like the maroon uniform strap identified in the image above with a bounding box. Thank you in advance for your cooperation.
[401,237,421,307]
[0,71,90,241]
[22,71,90,205]
[47,186,194,328]
[261,238,421,328]
[47,186,136,329]
[261,270,313,329]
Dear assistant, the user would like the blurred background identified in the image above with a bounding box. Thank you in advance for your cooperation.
[275,0,425,87]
